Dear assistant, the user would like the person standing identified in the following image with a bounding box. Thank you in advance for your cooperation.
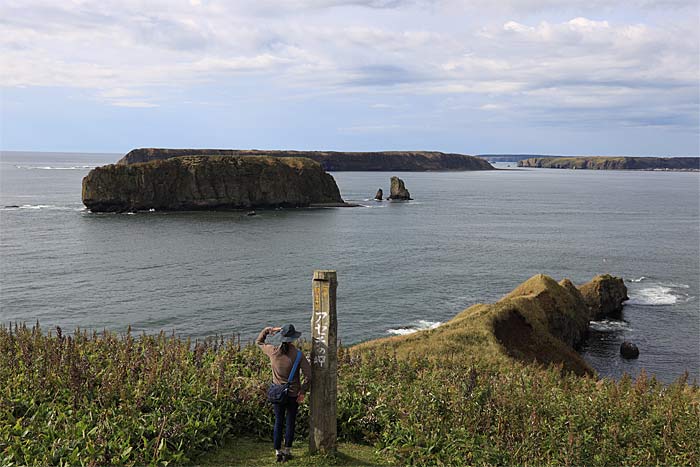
[256,324,311,463]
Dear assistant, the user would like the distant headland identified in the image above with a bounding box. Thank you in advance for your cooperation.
[518,156,699,171]
[117,148,494,171]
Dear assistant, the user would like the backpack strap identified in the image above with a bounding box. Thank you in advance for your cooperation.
[287,350,302,383]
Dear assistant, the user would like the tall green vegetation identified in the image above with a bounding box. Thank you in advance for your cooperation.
[1,324,698,466]
[0,324,271,466]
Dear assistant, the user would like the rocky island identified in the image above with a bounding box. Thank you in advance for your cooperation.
[518,156,699,171]
[117,148,494,171]
[82,156,346,212]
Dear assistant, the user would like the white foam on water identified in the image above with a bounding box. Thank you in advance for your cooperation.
[2,204,87,212]
[387,319,442,336]
[628,286,677,305]
[20,204,53,210]
[627,284,689,306]
[627,276,646,283]
[16,165,95,170]
[590,319,629,332]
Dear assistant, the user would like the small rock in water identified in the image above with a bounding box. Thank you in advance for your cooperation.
[374,188,383,201]
[620,341,639,359]
[388,176,412,200]
[246,210,257,216]
[4,205,20,208]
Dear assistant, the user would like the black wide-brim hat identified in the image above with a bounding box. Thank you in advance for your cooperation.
[280,324,302,342]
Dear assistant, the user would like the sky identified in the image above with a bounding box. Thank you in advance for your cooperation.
[1,0,698,155]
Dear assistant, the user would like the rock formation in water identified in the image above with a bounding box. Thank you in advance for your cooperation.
[117,148,495,172]
[82,156,345,212]
[518,156,699,171]
[388,176,412,200]
[355,273,628,376]
[579,274,628,319]
[374,189,383,201]
[620,341,640,359]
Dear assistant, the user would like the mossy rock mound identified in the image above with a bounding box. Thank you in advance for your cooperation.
[355,273,628,376]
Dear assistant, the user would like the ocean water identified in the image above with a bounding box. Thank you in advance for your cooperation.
[1,151,698,383]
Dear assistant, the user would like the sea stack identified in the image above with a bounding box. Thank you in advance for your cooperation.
[374,189,383,201]
[388,176,412,200]
[82,156,346,212]
[578,274,629,319]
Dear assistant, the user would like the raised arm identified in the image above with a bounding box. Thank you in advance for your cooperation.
[256,326,281,356]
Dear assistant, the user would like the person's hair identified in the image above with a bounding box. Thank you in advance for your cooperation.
[280,342,289,355]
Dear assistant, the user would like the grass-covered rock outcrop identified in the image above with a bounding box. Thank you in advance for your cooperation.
[355,274,627,376]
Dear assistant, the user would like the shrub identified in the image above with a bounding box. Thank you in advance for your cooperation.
[1,324,698,466]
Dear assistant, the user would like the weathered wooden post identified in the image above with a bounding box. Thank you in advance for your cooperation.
[309,270,338,454]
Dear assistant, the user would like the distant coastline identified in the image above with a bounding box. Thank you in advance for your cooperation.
[518,156,700,171]
[116,148,494,171]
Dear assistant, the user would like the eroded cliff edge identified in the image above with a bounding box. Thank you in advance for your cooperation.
[355,274,628,376]
[518,156,699,171]
[117,148,494,171]
[82,156,345,212]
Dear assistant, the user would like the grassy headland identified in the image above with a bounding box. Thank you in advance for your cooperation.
[518,156,700,171]
[116,148,495,171]
[1,275,698,465]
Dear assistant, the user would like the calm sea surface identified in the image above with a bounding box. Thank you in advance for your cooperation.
[1,151,698,383]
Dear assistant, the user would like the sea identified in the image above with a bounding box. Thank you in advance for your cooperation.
[1,151,698,384]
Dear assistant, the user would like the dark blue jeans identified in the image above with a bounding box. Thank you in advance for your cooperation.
[273,399,299,450]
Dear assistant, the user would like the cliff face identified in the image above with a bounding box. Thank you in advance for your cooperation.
[518,156,700,171]
[117,148,495,171]
[355,274,628,376]
[82,156,344,212]
[578,274,629,319]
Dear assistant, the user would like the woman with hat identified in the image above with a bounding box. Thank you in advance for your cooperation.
[256,324,311,462]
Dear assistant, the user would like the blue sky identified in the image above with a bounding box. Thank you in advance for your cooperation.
[1,0,698,155]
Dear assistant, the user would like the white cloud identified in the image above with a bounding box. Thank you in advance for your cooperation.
[110,101,159,108]
[0,0,697,130]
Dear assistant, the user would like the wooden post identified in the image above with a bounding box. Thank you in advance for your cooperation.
[309,270,338,454]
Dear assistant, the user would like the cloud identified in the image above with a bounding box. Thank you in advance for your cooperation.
[110,101,160,108]
[0,0,697,133]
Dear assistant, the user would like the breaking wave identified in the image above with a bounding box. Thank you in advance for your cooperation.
[590,319,630,332]
[1,204,85,211]
[16,165,95,170]
[626,278,692,306]
[387,319,442,336]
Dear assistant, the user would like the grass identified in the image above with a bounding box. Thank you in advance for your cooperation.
[2,273,699,466]
[196,438,392,466]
